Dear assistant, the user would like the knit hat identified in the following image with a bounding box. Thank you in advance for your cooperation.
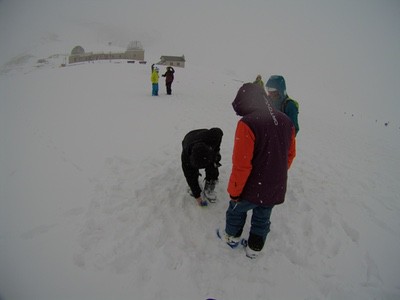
[190,142,215,169]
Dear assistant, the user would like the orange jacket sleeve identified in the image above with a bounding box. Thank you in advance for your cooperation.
[227,121,255,198]
[288,127,296,169]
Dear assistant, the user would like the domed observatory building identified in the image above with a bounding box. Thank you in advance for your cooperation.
[69,46,89,64]
[68,42,145,64]
[125,41,144,61]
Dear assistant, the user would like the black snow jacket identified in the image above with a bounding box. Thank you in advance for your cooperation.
[181,128,223,198]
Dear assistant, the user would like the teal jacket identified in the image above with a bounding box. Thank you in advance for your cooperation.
[282,98,299,135]
[266,75,299,135]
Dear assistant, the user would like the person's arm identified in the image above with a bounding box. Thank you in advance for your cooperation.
[285,101,299,135]
[182,155,202,198]
[288,127,296,169]
[227,121,254,199]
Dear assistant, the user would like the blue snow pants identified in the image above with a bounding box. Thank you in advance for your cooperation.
[225,199,272,240]
[152,83,159,96]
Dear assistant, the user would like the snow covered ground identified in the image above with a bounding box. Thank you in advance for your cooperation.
[1,1,400,299]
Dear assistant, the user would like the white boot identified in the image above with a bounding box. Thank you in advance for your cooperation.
[245,246,260,259]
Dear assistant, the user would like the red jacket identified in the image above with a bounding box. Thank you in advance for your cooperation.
[228,83,296,206]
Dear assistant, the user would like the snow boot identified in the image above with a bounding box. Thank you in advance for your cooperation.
[245,233,264,259]
[245,246,261,259]
[216,228,241,249]
[204,179,217,202]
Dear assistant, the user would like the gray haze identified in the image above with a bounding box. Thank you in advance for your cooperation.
[1,0,399,121]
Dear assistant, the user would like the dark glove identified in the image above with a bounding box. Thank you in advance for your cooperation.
[213,152,221,167]
[214,152,222,168]
[214,161,221,168]
[215,152,221,163]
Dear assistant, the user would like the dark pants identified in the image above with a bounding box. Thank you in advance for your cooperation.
[166,82,172,95]
[225,200,272,250]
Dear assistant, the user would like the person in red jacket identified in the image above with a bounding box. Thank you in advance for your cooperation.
[218,83,296,259]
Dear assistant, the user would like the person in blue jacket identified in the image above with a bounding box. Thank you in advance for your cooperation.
[266,75,299,135]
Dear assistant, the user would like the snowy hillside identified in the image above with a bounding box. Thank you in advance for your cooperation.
[1,1,400,299]
[1,54,400,300]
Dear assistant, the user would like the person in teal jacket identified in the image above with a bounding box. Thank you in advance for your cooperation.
[266,75,299,135]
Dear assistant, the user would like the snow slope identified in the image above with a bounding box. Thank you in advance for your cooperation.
[1,1,400,299]
[1,53,400,300]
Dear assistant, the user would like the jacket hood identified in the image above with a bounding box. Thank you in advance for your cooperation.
[232,83,267,116]
[266,75,287,99]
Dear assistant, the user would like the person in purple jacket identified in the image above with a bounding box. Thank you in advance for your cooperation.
[162,66,175,95]
[218,83,296,259]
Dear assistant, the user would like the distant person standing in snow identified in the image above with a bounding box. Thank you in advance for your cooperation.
[162,66,175,95]
[181,128,223,206]
[266,75,299,135]
[151,64,159,96]
[218,83,296,259]
[253,74,264,89]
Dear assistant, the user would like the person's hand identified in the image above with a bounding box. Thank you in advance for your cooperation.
[214,152,222,167]
[196,196,208,207]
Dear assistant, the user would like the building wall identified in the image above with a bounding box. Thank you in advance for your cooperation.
[68,49,144,64]
[162,60,185,68]
[159,56,186,68]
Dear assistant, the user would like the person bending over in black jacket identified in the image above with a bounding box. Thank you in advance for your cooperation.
[181,128,223,206]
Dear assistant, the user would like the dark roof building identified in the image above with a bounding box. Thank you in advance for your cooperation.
[158,55,185,68]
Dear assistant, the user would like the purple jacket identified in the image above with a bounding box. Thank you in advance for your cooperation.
[162,67,175,83]
[228,83,295,206]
